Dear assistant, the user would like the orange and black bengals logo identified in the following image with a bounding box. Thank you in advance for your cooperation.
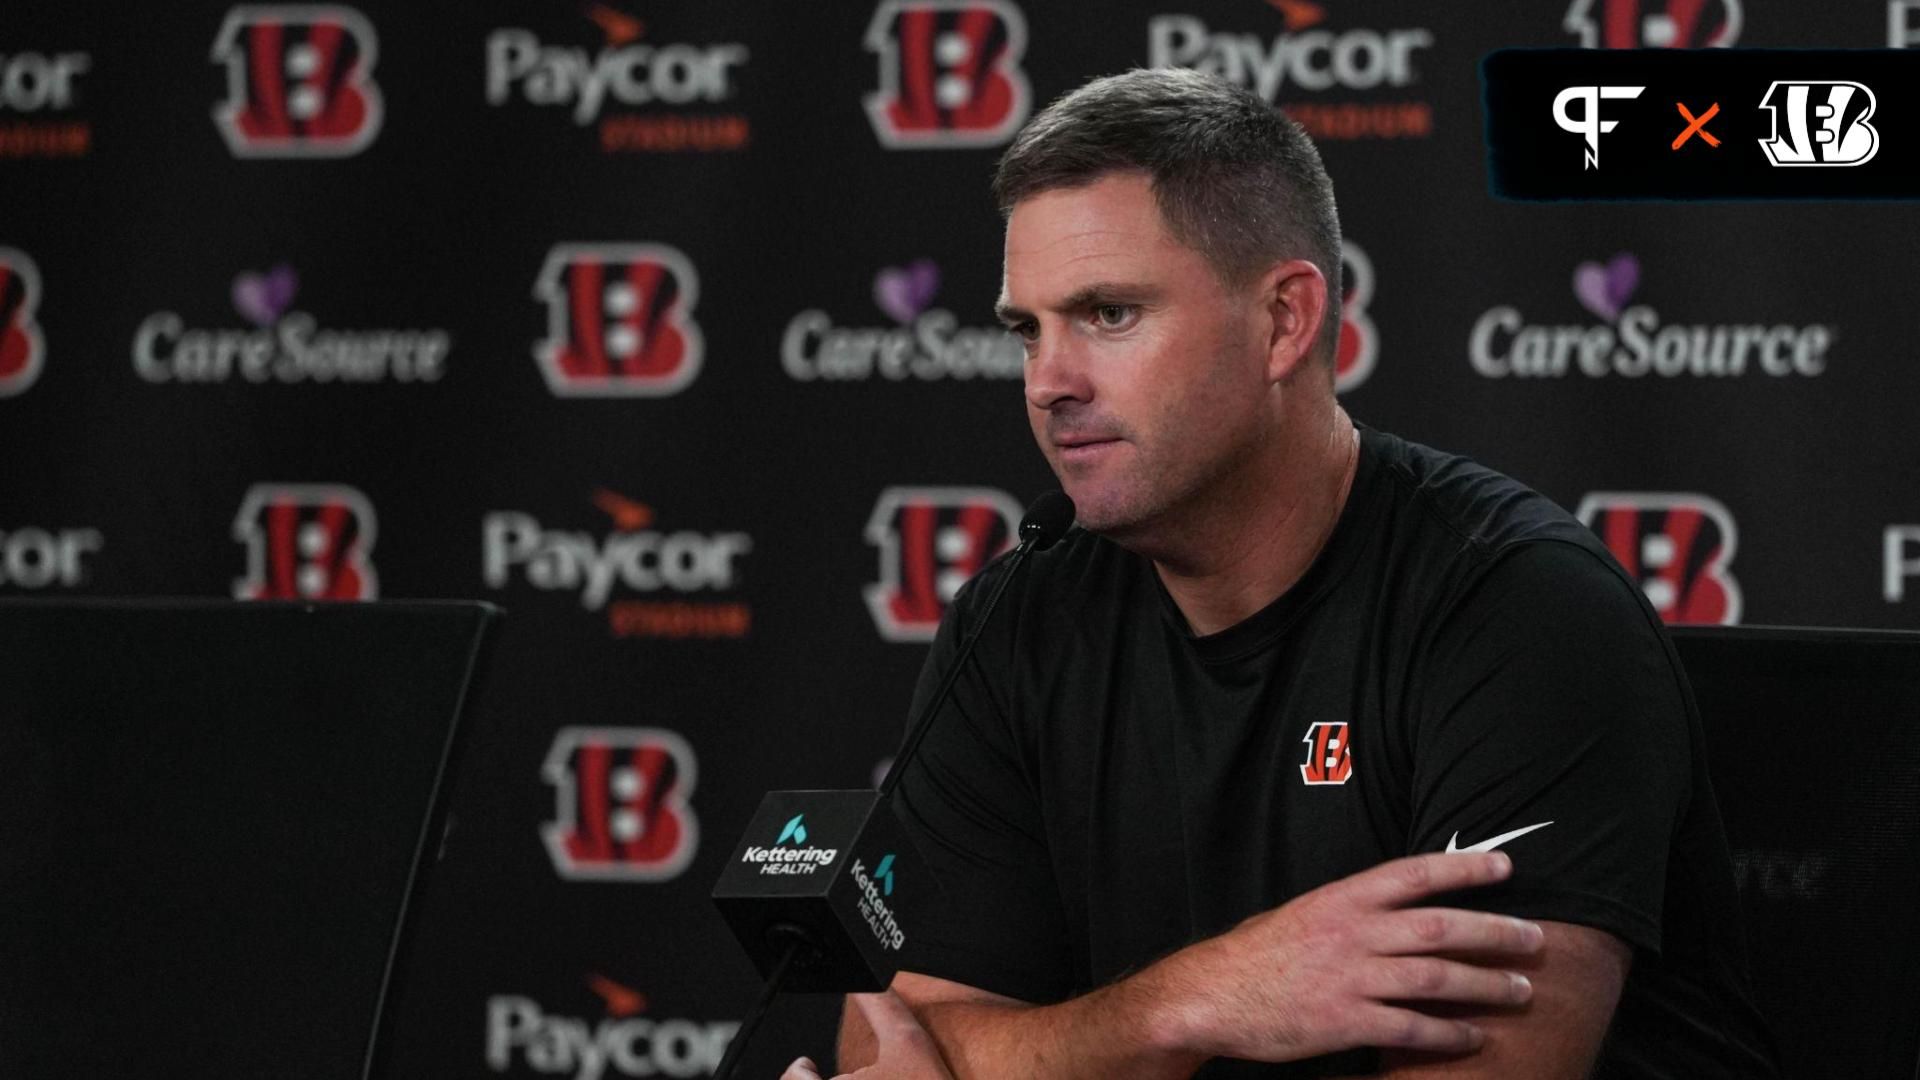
[1300,722,1354,785]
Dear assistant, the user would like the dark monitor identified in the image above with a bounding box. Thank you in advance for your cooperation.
[0,600,495,1079]
[1671,626,1920,1080]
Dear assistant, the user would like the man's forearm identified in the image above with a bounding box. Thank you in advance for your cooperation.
[840,961,1210,1079]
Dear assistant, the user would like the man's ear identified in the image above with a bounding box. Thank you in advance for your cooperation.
[1260,259,1331,385]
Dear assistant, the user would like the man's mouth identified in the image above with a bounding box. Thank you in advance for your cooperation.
[1054,435,1122,460]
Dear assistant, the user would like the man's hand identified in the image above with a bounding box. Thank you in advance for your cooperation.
[839,852,1545,1078]
[786,991,953,1080]
[1151,850,1543,1062]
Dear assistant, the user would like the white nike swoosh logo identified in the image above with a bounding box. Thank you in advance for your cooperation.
[1446,820,1554,854]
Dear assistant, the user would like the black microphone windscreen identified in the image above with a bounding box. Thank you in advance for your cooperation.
[1019,491,1076,550]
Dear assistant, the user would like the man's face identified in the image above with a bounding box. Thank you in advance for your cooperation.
[999,171,1275,537]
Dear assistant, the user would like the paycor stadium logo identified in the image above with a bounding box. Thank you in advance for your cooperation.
[483,490,752,639]
[487,973,738,1079]
[485,6,751,153]
[0,49,92,158]
[1148,2,1435,140]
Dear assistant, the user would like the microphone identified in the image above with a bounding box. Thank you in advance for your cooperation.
[879,488,1072,798]
[708,492,1074,1077]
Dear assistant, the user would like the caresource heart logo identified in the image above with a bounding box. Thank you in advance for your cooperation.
[232,264,300,327]
[872,259,941,324]
[1572,253,1638,322]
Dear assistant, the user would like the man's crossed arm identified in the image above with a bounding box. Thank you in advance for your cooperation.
[829,851,1629,1078]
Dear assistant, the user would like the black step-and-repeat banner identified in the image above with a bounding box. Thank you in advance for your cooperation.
[5,2,1919,1075]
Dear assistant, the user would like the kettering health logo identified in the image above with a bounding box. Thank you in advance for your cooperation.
[777,813,807,844]
[852,852,906,950]
[1470,253,1834,380]
[738,814,840,877]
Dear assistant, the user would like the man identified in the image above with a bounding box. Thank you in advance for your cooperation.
[806,68,1777,1077]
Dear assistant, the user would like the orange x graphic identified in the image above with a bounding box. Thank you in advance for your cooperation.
[1673,102,1721,149]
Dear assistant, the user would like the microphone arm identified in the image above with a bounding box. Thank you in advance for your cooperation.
[879,517,1054,797]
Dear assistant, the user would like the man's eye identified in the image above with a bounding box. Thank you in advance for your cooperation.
[1094,304,1135,329]
[1012,320,1038,342]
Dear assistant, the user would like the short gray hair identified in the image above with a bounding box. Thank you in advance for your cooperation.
[992,68,1343,363]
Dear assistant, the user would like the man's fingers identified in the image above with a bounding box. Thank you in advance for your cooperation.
[1341,851,1512,908]
[1361,956,1534,1007]
[1371,908,1545,957]
[782,1057,822,1080]
[1353,1004,1487,1054]
[852,990,935,1050]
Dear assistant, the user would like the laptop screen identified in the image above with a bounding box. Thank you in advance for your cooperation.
[0,600,493,1079]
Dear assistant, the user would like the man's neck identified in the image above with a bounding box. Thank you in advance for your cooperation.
[1151,408,1360,637]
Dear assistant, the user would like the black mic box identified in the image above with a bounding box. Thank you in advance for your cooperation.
[712,790,937,992]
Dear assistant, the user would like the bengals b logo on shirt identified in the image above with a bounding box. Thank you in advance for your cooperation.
[211,5,383,158]
[534,244,704,398]
[1300,722,1354,785]
[542,727,699,883]
[1577,492,1742,625]
[864,0,1031,148]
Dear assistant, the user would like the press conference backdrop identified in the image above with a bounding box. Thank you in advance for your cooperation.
[3,1,1917,1076]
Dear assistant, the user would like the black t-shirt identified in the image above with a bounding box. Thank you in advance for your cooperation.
[890,426,1778,1078]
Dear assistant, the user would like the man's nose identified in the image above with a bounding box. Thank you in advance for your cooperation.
[1023,331,1092,412]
